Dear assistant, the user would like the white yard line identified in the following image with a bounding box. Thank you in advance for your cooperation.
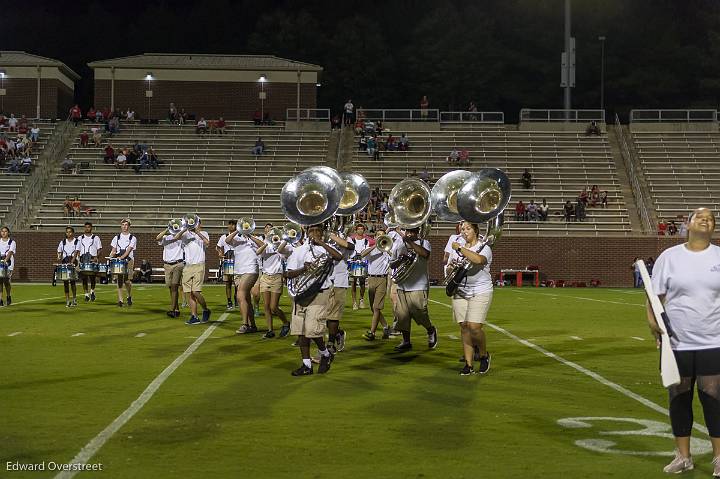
[509,289,645,307]
[134,332,147,338]
[632,336,646,341]
[71,333,85,337]
[54,312,229,479]
[428,298,708,435]
[7,331,22,337]
[570,336,583,341]
[11,290,111,306]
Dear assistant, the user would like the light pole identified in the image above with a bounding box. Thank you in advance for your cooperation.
[0,70,5,114]
[258,74,267,121]
[145,72,153,120]
[598,36,606,111]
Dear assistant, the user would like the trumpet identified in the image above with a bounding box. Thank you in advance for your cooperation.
[375,233,394,253]
[167,217,185,235]
[236,217,255,235]
[265,226,285,246]
[184,214,200,232]
[282,222,304,245]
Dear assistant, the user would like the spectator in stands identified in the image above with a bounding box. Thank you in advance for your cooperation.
[515,200,526,221]
[196,117,208,135]
[658,220,668,236]
[354,119,365,135]
[116,150,128,169]
[136,260,153,283]
[108,116,120,134]
[358,133,367,151]
[564,200,575,222]
[125,109,136,121]
[29,125,40,143]
[262,112,275,126]
[71,196,82,217]
[468,101,478,121]
[343,99,355,126]
[69,105,82,126]
[19,155,32,173]
[419,168,430,183]
[586,120,601,136]
[539,198,549,221]
[168,103,178,124]
[367,136,377,159]
[7,157,20,174]
[386,134,397,151]
[149,148,160,168]
[252,137,265,156]
[253,110,262,125]
[104,143,115,164]
[216,117,226,135]
[398,133,410,151]
[578,187,589,206]
[8,114,17,132]
[419,95,429,120]
[86,107,96,122]
[679,217,688,238]
[63,196,73,217]
[527,200,538,221]
[589,185,600,207]
[668,220,678,236]
[522,169,532,189]
[61,156,74,174]
[458,149,470,165]
[575,197,586,221]
[179,108,188,125]
[375,120,384,135]
[91,127,102,147]
[447,148,459,164]
[599,190,608,207]
[134,151,150,174]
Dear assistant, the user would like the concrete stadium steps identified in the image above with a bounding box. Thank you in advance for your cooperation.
[633,131,720,221]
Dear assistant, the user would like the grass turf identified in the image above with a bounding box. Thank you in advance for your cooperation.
[0,284,716,478]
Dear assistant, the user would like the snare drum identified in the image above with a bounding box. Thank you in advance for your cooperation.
[110,258,128,276]
[221,259,235,276]
[79,262,96,274]
[56,264,78,282]
[0,262,8,279]
[349,259,369,278]
[97,262,108,276]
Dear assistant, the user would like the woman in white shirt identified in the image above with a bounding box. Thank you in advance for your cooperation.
[648,208,720,475]
[0,226,16,306]
[447,221,493,376]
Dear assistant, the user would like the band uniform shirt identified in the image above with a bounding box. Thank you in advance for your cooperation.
[651,243,720,351]
[367,246,390,276]
[79,233,102,259]
[447,243,493,296]
[57,238,80,263]
[0,238,17,270]
[158,234,184,263]
[353,236,369,256]
[287,243,334,293]
[181,231,209,266]
[225,235,258,274]
[331,239,354,288]
[111,233,137,260]
[260,243,293,275]
[444,233,466,261]
[217,234,233,256]
[392,239,431,292]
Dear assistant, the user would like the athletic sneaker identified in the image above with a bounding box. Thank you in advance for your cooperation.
[327,343,338,355]
[359,299,365,309]
[394,341,412,352]
[478,353,491,374]
[0,300,4,307]
[166,311,176,318]
[263,330,276,339]
[712,456,720,477]
[186,316,202,325]
[127,296,133,307]
[71,299,77,307]
[66,301,71,308]
[201,309,211,323]
[90,292,95,302]
[460,364,475,376]
[85,294,90,302]
[318,351,334,374]
[226,302,233,311]
[427,326,438,349]
[5,296,9,306]
[248,325,258,333]
[236,324,251,334]
[117,301,123,307]
[663,451,693,474]
[336,330,347,352]
[279,323,291,338]
[362,330,376,341]
[352,302,359,311]
[291,365,313,376]
[381,327,391,339]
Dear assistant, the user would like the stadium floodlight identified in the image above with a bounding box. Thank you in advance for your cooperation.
[145,72,154,81]
[0,70,6,78]
[258,74,267,83]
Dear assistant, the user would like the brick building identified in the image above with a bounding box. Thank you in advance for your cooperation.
[0,51,79,119]
[88,53,322,121]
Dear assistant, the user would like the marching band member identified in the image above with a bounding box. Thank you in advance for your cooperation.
[157,225,185,318]
[110,219,137,307]
[0,226,16,306]
[216,220,237,310]
[447,221,493,375]
[360,225,391,340]
[286,223,343,376]
[386,225,404,335]
[57,226,80,308]
[251,223,273,316]
[391,226,438,352]
[78,222,102,302]
[324,230,355,353]
[248,230,292,338]
[443,222,465,266]
[225,226,259,333]
[175,219,211,325]
[350,223,369,310]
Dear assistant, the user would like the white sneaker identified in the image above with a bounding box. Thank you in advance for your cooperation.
[352,302,359,311]
[713,456,720,477]
[359,299,365,309]
[663,450,693,474]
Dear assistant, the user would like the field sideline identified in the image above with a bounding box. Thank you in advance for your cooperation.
[1,285,715,478]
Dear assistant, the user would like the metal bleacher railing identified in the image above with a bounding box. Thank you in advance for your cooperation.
[629,109,718,123]
[439,111,505,123]
[355,109,440,122]
[286,108,331,122]
[520,109,606,123]
[614,114,653,233]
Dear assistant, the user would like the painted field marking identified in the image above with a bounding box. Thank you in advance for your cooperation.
[54,312,229,479]
[135,332,147,338]
[570,336,583,341]
[7,331,22,337]
[631,337,646,341]
[509,289,645,308]
[71,333,85,337]
[428,298,709,435]
[447,334,459,340]
[11,291,112,306]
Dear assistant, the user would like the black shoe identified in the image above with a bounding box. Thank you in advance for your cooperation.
[84,294,90,302]
[127,296,133,307]
[0,300,4,307]
[174,310,181,318]
[166,311,176,318]
[291,365,313,376]
[460,363,475,376]
[336,329,346,352]
[248,325,258,333]
[117,301,123,307]
[478,353,491,374]
[263,330,275,339]
[90,292,95,302]
[394,341,412,352]
[362,330,376,341]
[318,351,334,374]
[427,326,438,349]
[327,343,337,355]
[381,327,391,339]
[279,323,291,338]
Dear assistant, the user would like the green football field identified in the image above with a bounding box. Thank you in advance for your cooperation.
[0,284,716,478]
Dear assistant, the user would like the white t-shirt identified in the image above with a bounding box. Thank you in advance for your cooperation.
[217,233,233,255]
[181,230,209,265]
[57,238,80,260]
[158,234,184,263]
[78,233,102,258]
[447,243,493,296]
[651,243,720,351]
[444,234,465,258]
[0,238,17,270]
[260,243,292,275]
[111,233,137,260]
[392,239,431,291]
[367,247,390,276]
[287,243,334,292]
[344,102,354,114]
[353,236,370,256]
[331,243,354,288]
[225,234,259,274]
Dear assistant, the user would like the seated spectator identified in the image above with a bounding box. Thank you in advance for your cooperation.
[447,148,459,164]
[207,119,217,134]
[63,196,73,217]
[354,119,365,135]
[262,112,275,126]
[386,134,397,151]
[579,187,589,206]
[369,136,380,161]
[116,150,128,169]
[359,134,367,151]
[69,105,82,126]
[7,157,20,173]
[126,109,136,121]
[398,133,410,151]
[71,196,82,217]
[514,200,526,221]
[668,220,678,236]
[575,198,586,221]
[196,117,207,135]
[564,200,575,222]
[458,149,470,165]
[91,127,102,146]
[599,190,608,207]
[95,109,104,122]
[61,156,74,174]
[419,168,430,183]
[589,184,600,207]
[179,108,188,125]
[658,220,668,236]
[331,115,341,130]
[136,260,153,283]
[586,120,601,136]
[108,116,120,134]
[19,155,32,173]
[522,169,532,189]
[149,148,160,168]
[252,137,265,156]
[86,107,97,122]
[104,144,115,164]
[253,110,262,126]
[526,200,538,221]
[216,117,226,135]
[134,151,150,173]
[538,198,549,221]
[375,120,384,135]
[29,125,40,143]
[168,103,178,123]
[367,136,377,158]
[679,218,688,237]
[363,121,376,135]
[8,114,18,132]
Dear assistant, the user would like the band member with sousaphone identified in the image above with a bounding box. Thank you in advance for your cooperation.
[0,226,16,306]
[225,217,260,334]
[157,218,186,318]
[216,220,237,310]
[56,226,80,308]
[110,219,137,307]
[78,221,102,302]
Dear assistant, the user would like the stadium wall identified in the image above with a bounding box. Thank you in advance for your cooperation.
[0,78,74,119]
[9,232,699,286]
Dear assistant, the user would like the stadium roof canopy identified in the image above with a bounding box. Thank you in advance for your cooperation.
[88,53,323,72]
[0,51,80,80]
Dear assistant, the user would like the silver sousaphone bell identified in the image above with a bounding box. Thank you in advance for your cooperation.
[281,167,344,226]
[168,217,185,235]
[237,217,256,235]
[431,170,473,222]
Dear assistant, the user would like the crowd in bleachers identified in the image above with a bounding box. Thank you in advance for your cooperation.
[657,217,686,236]
[514,182,608,223]
[0,114,41,174]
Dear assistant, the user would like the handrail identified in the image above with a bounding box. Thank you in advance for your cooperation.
[356,108,440,122]
[630,109,717,123]
[439,111,504,123]
[286,108,330,122]
[520,109,605,122]
[614,114,653,233]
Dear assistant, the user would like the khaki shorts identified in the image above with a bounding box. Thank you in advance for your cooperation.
[394,289,432,332]
[234,272,258,289]
[290,288,331,338]
[324,286,347,321]
[367,276,387,310]
[452,291,492,324]
[258,273,283,294]
[182,262,205,293]
[164,262,184,286]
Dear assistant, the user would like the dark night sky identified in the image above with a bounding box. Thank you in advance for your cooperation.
[3,0,719,119]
